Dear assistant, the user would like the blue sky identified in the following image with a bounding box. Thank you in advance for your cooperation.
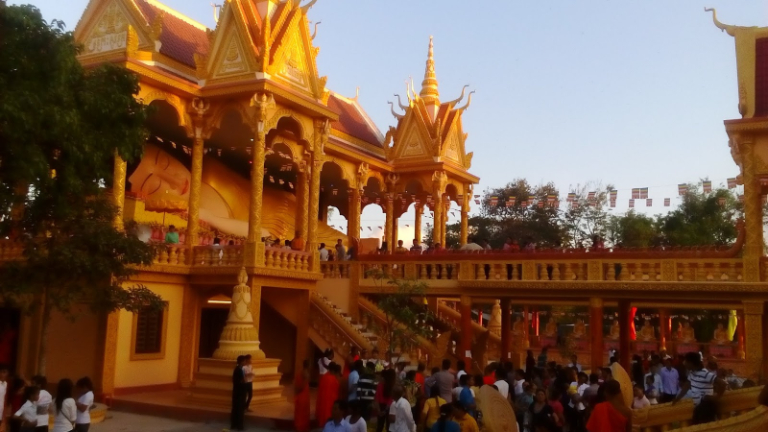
[11,0,767,240]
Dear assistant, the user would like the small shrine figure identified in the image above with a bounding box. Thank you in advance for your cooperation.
[544,319,558,337]
[680,321,696,343]
[571,319,586,339]
[712,323,730,345]
[638,320,656,341]
[607,320,620,340]
[511,316,525,336]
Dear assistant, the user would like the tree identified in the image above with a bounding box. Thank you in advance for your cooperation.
[561,182,614,248]
[606,211,660,248]
[368,270,433,364]
[0,5,163,374]
[477,179,564,248]
[657,182,741,247]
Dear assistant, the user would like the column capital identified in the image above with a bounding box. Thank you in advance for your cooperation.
[589,297,604,308]
[460,295,472,307]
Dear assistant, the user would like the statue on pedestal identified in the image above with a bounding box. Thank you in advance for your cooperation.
[712,323,730,345]
[571,319,586,339]
[680,321,697,343]
[544,319,557,337]
[607,320,620,340]
[638,320,656,342]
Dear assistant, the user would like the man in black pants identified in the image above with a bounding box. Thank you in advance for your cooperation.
[243,354,254,411]
[230,355,246,431]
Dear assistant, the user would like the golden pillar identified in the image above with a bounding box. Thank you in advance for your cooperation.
[414,205,423,243]
[186,134,204,247]
[460,193,469,245]
[187,99,209,247]
[214,267,265,360]
[245,93,271,267]
[440,200,448,246]
[178,284,201,387]
[308,120,329,270]
[742,301,764,378]
[739,135,763,282]
[295,167,310,248]
[393,216,399,246]
[432,193,443,246]
[112,152,127,230]
[384,194,394,252]
[347,188,362,244]
[100,312,120,397]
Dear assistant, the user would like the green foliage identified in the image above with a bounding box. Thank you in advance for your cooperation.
[368,269,433,363]
[0,5,162,372]
[561,182,614,248]
[606,211,660,248]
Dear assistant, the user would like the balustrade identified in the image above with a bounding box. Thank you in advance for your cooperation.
[264,247,310,272]
[152,244,189,266]
[190,245,243,267]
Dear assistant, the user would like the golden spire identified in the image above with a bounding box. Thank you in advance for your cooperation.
[419,36,440,104]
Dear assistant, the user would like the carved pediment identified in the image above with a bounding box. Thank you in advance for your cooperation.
[268,8,323,98]
[77,0,150,57]
[391,114,434,162]
[204,2,261,81]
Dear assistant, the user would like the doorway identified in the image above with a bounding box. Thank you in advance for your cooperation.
[0,307,21,373]
[199,308,229,359]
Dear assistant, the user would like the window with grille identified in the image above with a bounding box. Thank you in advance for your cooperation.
[132,304,167,359]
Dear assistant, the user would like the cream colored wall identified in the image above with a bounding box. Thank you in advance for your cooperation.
[46,305,103,390]
[317,278,351,313]
[114,282,185,389]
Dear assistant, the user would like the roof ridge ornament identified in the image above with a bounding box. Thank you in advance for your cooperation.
[419,36,439,104]
[456,91,475,113]
[301,0,318,14]
[446,85,469,106]
[704,7,741,36]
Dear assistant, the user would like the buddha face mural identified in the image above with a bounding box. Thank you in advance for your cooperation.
[129,144,191,199]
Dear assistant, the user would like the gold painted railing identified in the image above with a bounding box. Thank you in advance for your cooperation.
[633,385,764,432]
[152,244,190,266]
[264,246,310,272]
[191,245,243,267]
[320,262,352,278]
[310,293,374,353]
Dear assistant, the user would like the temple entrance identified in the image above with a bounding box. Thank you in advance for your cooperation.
[198,307,229,359]
[0,307,20,373]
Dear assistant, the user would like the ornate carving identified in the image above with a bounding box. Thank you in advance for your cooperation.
[112,152,127,230]
[213,267,265,360]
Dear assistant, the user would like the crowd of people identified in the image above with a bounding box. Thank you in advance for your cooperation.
[0,366,95,432]
[300,345,760,432]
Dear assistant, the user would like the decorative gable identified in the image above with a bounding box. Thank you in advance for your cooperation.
[202,1,261,82]
[443,127,462,164]
[391,113,434,162]
[267,7,324,99]
[78,0,151,57]
[274,28,312,92]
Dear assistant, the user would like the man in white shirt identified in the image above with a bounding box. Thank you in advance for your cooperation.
[567,354,582,373]
[32,376,52,431]
[14,386,40,429]
[388,387,415,432]
[243,354,254,411]
[319,243,329,261]
[348,360,362,401]
[493,368,510,400]
[459,238,484,251]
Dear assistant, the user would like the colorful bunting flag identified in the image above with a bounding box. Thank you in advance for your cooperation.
[632,188,640,199]
[646,198,652,207]
[629,199,635,208]
[269,176,275,183]
[587,191,596,201]
[718,197,726,207]
[610,190,618,200]
[664,198,671,207]
[457,195,464,206]
[547,195,557,205]
[567,193,576,202]
[506,197,515,208]
[474,199,480,204]
[609,199,616,208]
[738,195,744,203]
[727,178,737,189]
[332,188,338,195]
[703,181,712,193]
[537,201,544,208]
[521,201,528,207]
[528,195,535,203]
[490,196,499,206]
[678,184,688,196]
[640,188,649,199]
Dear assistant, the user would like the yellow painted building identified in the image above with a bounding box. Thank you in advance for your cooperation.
[6,3,768,430]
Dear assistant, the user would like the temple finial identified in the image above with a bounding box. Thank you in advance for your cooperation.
[419,36,439,104]
[704,7,736,36]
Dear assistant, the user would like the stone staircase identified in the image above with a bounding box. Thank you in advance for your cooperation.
[310,293,377,354]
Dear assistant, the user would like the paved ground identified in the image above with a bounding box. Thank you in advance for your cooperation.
[92,411,274,432]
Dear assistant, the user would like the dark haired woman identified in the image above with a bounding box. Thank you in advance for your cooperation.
[429,403,459,432]
[73,377,93,432]
[51,379,77,432]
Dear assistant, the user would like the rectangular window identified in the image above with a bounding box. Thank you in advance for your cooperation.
[131,303,168,360]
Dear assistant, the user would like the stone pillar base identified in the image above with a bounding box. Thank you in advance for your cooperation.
[190,358,283,406]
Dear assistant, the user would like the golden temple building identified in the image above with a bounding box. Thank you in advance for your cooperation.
[4,2,768,430]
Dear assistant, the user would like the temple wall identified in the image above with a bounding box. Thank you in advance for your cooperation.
[114,281,185,389]
[46,305,103,390]
[317,278,351,313]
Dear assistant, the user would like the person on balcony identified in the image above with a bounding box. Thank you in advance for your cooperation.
[291,231,305,251]
[459,238,483,252]
[319,243,329,261]
[164,225,179,244]
[395,240,409,254]
[410,239,422,254]
[335,239,346,261]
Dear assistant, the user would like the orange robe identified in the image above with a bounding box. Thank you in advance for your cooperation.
[294,372,310,432]
[315,373,339,427]
[586,402,627,432]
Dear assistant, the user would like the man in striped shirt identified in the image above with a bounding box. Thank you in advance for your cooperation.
[675,352,723,425]
[356,362,378,420]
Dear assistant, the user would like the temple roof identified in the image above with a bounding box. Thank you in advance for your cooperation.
[327,92,384,148]
[134,0,210,68]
